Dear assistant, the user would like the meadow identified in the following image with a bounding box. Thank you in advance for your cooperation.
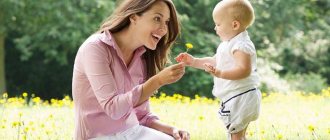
[0,88,330,140]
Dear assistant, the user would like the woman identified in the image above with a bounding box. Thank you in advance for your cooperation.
[72,0,189,140]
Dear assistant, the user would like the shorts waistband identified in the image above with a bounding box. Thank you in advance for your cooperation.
[221,88,256,106]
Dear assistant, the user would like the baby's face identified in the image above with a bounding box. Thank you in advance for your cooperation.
[213,10,236,41]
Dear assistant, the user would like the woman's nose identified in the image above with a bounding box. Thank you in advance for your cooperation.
[159,24,168,34]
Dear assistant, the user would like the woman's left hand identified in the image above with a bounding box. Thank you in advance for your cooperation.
[171,128,190,140]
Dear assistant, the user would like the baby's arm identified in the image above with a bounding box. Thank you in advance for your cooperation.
[176,53,215,70]
[192,56,215,70]
[205,50,251,80]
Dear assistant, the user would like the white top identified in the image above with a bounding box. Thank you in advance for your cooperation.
[212,30,259,102]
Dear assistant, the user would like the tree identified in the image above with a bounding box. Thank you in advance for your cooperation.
[0,0,8,94]
[1,1,115,98]
[0,34,4,94]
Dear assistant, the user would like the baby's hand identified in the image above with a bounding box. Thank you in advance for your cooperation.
[175,53,194,66]
[175,53,184,62]
[204,63,220,77]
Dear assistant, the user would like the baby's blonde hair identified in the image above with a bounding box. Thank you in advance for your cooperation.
[218,0,255,28]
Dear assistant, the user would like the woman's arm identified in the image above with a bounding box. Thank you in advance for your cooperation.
[149,120,190,140]
[136,62,185,106]
[82,44,142,120]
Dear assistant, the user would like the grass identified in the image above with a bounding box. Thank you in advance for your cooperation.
[0,88,330,140]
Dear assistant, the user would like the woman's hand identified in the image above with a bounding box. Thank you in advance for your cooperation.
[175,53,195,66]
[171,128,190,140]
[155,62,185,86]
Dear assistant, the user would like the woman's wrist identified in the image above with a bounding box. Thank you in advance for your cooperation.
[141,75,162,98]
[152,74,164,87]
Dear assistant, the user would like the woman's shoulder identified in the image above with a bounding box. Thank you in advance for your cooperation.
[79,33,111,52]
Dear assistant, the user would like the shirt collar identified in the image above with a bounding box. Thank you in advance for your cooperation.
[228,30,249,43]
[99,30,146,57]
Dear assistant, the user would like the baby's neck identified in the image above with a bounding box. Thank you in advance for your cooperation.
[227,28,246,41]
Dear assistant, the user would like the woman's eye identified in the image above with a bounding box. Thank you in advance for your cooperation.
[154,17,161,22]
[165,21,169,25]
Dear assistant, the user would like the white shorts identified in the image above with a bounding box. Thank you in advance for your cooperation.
[218,88,261,134]
[89,125,174,140]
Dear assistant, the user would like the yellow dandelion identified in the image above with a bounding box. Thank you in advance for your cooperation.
[2,93,8,98]
[327,128,330,134]
[198,116,205,121]
[12,122,18,127]
[32,97,41,104]
[308,125,315,132]
[0,99,5,104]
[185,43,193,52]
[260,130,265,135]
[29,121,34,126]
[277,134,283,139]
[24,127,29,133]
[248,131,254,136]
[19,112,23,117]
[22,92,28,97]
[48,114,54,119]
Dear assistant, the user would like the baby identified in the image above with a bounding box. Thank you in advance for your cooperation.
[176,0,261,139]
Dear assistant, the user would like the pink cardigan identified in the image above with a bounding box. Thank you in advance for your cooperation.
[72,30,158,140]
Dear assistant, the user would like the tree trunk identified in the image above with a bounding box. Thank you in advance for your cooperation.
[0,35,5,94]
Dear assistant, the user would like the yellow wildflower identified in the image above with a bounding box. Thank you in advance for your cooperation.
[260,130,265,135]
[24,127,29,133]
[248,131,254,136]
[22,92,28,97]
[2,93,8,98]
[32,97,41,104]
[19,112,23,117]
[185,43,193,52]
[308,125,315,132]
[198,116,204,121]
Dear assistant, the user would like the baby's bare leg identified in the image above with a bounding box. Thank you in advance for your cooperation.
[231,127,247,140]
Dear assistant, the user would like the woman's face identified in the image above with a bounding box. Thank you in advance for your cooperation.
[132,1,170,50]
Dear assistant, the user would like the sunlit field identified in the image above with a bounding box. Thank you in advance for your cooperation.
[1,88,330,140]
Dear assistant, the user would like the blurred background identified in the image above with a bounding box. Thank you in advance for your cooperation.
[0,0,329,99]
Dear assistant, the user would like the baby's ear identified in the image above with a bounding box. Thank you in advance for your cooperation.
[232,20,241,30]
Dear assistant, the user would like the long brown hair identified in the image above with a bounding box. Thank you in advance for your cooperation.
[98,0,180,79]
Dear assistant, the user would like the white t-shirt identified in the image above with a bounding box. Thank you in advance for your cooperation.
[212,30,259,101]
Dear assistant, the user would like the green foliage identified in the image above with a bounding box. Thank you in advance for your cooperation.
[2,1,116,98]
[285,73,327,94]
[248,0,330,83]
[2,0,115,64]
